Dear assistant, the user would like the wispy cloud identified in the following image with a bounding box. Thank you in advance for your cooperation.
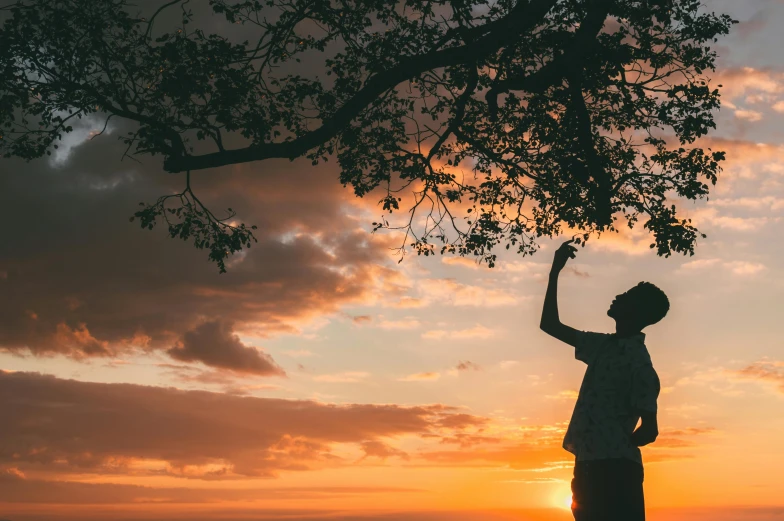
[313,371,371,383]
[398,372,441,382]
[376,317,422,330]
[546,390,579,400]
[422,325,495,340]
[734,109,763,122]
[711,196,784,211]
[679,258,766,276]
[731,361,784,394]
[416,279,518,307]
[694,208,772,232]
[168,320,286,376]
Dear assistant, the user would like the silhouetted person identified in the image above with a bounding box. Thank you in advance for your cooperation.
[540,239,668,521]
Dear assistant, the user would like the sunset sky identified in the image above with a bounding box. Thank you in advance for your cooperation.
[1,1,783,520]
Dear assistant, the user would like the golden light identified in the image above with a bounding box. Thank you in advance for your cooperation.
[549,485,574,511]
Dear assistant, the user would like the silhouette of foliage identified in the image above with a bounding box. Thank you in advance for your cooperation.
[0,0,734,270]
[129,171,258,273]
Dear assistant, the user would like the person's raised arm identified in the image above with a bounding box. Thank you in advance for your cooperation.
[539,240,579,347]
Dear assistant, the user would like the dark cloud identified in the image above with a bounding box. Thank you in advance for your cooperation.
[437,433,501,448]
[0,502,778,521]
[562,266,590,278]
[434,413,487,430]
[0,469,422,504]
[156,363,283,395]
[168,320,285,376]
[359,440,409,461]
[0,371,485,479]
[455,360,481,372]
[0,119,404,370]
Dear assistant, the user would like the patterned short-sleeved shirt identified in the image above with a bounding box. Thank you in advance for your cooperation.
[563,331,660,465]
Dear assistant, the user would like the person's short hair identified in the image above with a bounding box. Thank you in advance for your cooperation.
[632,282,670,326]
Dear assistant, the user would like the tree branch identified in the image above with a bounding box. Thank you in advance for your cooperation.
[427,65,478,162]
[163,0,561,173]
[566,69,613,226]
[485,0,614,121]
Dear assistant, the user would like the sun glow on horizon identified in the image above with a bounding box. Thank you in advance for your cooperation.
[555,490,574,511]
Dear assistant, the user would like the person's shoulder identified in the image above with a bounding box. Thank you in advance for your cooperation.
[625,337,654,367]
[573,331,614,364]
[577,330,614,341]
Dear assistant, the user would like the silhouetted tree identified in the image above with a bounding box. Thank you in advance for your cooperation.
[0,0,734,271]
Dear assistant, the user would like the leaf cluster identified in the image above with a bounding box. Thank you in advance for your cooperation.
[0,0,736,270]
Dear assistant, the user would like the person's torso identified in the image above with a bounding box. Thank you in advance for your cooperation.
[563,335,655,464]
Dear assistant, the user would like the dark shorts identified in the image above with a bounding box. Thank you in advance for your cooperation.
[571,458,645,521]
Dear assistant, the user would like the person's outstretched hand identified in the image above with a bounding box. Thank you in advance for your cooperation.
[551,239,578,274]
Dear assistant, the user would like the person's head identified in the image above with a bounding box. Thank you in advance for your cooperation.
[607,282,670,330]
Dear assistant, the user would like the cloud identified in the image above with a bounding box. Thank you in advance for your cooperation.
[455,361,482,372]
[376,317,422,330]
[438,433,502,448]
[734,109,763,122]
[313,371,371,383]
[399,372,441,382]
[587,225,653,256]
[674,362,784,397]
[168,320,285,376]
[694,207,770,232]
[546,390,579,400]
[441,257,486,269]
[52,323,112,357]
[693,137,784,182]
[422,325,495,340]
[359,440,409,461]
[433,413,488,430]
[714,67,784,103]
[710,196,784,211]
[731,361,784,394]
[284,349,314,358]
[0,123,406,369]
[649,427,718,450]
[0,371,486,479]
[0,469,421,504]
[724,261,767,276]
[392,296,426,308]
[418,442,566,470]
[416,279,518,307]
[678,258,766,276]
[679,258,722,270]
[157,364,282,395]
[562,266,590,278]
